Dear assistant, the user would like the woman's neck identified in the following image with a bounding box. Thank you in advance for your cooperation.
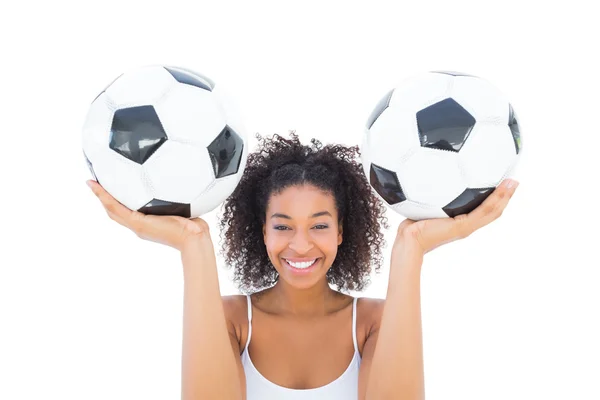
[262,281,344,318]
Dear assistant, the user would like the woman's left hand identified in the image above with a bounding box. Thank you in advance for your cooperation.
[394,178,520,255]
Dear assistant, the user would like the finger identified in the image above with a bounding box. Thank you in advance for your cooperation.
[464,179,519,233]
[87,180,136,226]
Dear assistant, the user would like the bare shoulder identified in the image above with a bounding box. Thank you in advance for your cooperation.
[357,296,385,313]
[357,296,385,333]
[352,296,384,355]
[222,294,248,325]
[221,295,248,352]
[222,294,248,313]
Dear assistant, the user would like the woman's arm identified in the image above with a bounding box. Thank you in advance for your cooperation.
[365,238,425,400]
[180,235,244,400]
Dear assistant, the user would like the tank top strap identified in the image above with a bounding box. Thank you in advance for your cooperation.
[245,295,253,353]
[352,297,359,354]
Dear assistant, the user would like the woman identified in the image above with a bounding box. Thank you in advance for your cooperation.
[87,132,518,400]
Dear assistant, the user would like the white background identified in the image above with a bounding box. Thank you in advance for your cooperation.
[1,1,598,399]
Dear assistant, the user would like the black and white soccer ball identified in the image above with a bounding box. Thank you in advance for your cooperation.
[361,71,522,221]
[81,65,248,218]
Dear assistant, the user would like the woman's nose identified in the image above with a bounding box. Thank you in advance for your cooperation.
[289,231,314,254]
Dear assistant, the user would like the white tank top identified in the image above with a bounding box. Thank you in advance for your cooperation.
[241,295,362,399]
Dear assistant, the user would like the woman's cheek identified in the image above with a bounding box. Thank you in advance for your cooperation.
[265,230,288,249]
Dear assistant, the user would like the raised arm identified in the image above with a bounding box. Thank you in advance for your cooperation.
[180,234,245,400]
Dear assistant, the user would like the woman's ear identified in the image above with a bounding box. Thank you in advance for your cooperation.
[338,220,343,246]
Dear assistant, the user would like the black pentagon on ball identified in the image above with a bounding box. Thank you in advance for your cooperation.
[138,198,191,218]
[508,104,522,154]
[370,163,406,205]
[164,67,214,91]
[109,105,168,164]
[366,89,394,130]
[417,98,476,152]
[207,125,244,178]
[443,187,495,218]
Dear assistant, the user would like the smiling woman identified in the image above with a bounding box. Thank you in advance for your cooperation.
[219,132,389,296]
[214,131,391,398]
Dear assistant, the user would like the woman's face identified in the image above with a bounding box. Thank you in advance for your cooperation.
[263,184,343,289]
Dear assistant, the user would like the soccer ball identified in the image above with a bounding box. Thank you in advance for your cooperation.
[361,71,522,221]
[81,65,248,218]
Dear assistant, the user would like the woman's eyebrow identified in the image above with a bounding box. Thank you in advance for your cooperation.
[270,211,332,219]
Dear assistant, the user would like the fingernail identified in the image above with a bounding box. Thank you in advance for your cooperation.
[87,181,93,189]
[506,179,519,189]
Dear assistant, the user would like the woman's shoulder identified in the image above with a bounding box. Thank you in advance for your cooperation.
[221,294,250,354]
[356,295,385,306]
[355,296,385,333]
[222,294,249,322]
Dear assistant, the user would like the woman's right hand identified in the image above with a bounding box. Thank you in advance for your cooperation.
[87,180,211,251]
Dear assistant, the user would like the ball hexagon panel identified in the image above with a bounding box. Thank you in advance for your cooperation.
[104,66,175,107]
[366,107,421,171]
[391,200,449,220]
[190,174,240,217]
[369,163,406,205]
[416,98,476,152]
[164,66,214,91]
[458,123,517,188]
[92,145,154,211]
[397,147,465,207]
[82,92,114,157]
[389,72,453,114]
[109,105,168,164]
[503,154,523,183]
[153,83,227,146]
[142,140,215,204]
[207,126,245,178]
[210,84,247,139]
[138,198,191,218]
[450,75,510,124]
[442,187,495,218]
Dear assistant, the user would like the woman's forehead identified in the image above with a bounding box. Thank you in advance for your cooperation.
[267,185,336,214]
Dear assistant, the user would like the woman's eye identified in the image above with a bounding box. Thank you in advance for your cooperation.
[273,225,328,230]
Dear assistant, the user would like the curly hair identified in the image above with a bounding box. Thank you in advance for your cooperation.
[218,131,389,295]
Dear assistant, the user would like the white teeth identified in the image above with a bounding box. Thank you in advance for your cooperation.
[285,259,317,269]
